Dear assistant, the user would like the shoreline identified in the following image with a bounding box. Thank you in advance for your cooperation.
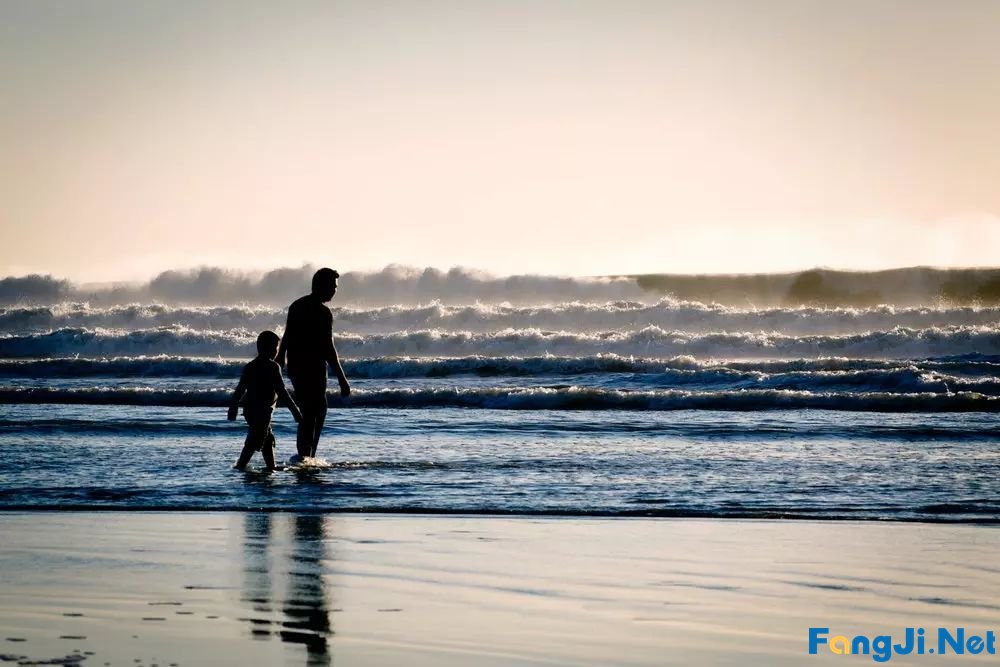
[1,507,997,524]
[1,512,998,665]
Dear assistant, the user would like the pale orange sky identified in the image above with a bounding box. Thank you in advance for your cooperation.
[2,0,999,281]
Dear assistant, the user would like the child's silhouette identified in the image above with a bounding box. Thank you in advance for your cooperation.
[228,330,302,471]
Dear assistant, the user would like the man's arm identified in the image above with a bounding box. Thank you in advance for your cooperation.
[276,306,292,368]
[324,309,350,397]
[329,338,350,397]
[227,367,248,420]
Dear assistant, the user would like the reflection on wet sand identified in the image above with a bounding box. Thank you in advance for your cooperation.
[242,514,334,666]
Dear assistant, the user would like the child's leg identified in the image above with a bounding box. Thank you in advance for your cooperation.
[261,426,276,471]
[235,420,268,470]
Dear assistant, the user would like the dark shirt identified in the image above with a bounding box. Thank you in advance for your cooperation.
[279,294,336,378]
[234,357,291,414]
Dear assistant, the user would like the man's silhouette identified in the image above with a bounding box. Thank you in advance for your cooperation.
[277,268,351,459]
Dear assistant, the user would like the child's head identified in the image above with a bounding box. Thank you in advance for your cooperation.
[256,330,280,359]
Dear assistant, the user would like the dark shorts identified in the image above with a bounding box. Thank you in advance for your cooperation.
[290,370,328,413]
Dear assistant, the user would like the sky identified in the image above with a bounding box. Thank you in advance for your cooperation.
[2,0,1000,281]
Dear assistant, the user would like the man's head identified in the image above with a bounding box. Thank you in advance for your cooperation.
[256,330,281,359]
[311,267,340,302]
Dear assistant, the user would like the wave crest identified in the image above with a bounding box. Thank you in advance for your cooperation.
[3,325,998,359]
[1,385,996,412]
[3,265,1000,307]
[4,300,1000,336]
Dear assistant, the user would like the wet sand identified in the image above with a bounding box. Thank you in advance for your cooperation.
[0,512,998,666]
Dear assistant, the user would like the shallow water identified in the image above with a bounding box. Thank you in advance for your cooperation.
[2,300,998,520]
[0,404,997,520]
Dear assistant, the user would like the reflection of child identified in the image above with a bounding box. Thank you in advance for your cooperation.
[227,331,302,471]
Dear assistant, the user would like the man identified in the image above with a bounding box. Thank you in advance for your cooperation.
[276,267,351,459]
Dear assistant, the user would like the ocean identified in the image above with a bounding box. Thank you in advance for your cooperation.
[1,271,998,521]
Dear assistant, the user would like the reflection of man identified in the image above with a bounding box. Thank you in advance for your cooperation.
[240,514,333,665]
[277,268,351,459]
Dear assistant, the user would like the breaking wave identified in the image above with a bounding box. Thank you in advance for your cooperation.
[4,300,1000,336]
[1,386,996,412]
[3,264,1000,307]
[2,355,998,391]
[3,325,999,359]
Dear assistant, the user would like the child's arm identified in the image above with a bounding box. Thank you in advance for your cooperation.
[227,368,248,421]
[272,363,302,422]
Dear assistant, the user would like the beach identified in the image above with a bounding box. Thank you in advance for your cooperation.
[2,289,999,665]
[1,512,998,666]
[6,0,1000,663]
[2,283,1000,667]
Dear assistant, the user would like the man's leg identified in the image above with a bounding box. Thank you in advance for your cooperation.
[292,374,311,457]
[309,404,327,458]
[295,408,313,458]
[296,404,327,458]
[292,374,328,458]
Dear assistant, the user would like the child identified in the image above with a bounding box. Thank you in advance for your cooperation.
[228,330,302,471]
